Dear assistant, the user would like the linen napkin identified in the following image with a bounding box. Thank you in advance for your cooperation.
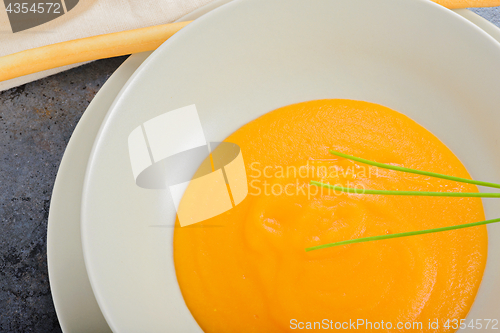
[0,0,499,92]
[0,0,214,91]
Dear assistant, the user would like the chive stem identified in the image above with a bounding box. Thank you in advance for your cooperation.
[310,181,500,198]
[305,217,500,252]
[329,150,500,189]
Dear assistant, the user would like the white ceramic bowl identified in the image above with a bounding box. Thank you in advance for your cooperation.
[82,0,500,331]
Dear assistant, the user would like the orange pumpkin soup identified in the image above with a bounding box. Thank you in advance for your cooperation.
[174,99,487,332]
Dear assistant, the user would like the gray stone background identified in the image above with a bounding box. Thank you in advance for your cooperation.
[0,7,499,333]
[0,56,128,332]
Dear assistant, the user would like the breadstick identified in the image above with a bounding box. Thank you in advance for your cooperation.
[0,21,191,82]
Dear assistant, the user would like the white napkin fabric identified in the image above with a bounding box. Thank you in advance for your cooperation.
[0,0,214,91]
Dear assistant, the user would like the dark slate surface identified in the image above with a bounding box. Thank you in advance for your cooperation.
[0,56,128,333]
[0,6,499,333]
[471,6,500,26]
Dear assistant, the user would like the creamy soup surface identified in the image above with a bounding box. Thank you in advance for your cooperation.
[174,99,488,333]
